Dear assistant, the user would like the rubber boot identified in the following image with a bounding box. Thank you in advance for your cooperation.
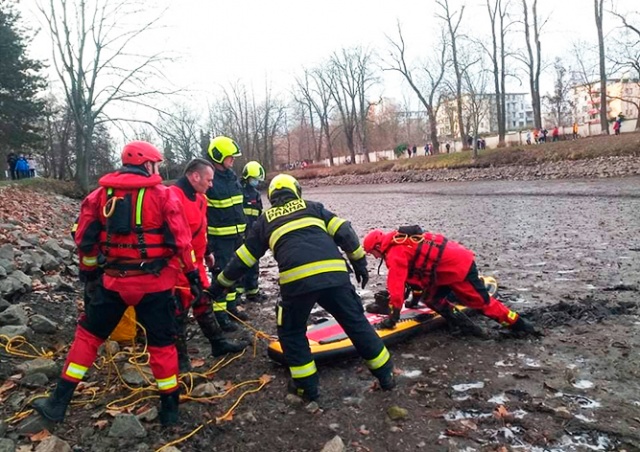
[245,292,268,303]
[159,390,180,426]
[175,333,192,374]
[197,311,248,357]
[32,379,78,422]
[227,300,249,322]
[510,316,538,335]
[287,379,319,402]
[371,363,396,390]
[215,311,238,332]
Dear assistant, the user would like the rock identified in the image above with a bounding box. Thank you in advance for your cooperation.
[236,410,257,423]
[43,275,63,290]
[387,406,409,421]
[40,252,61,272]
[16,358,59,378]
[66,265,79,277]
[98,341,120,356]
[284,394,305,406]
[42,240,70,260]
[304,401,320,414]
[8,271,32,292]
[342,396,364,407]
[0,325,31,338]
[107,414,147,438]
[136,407,158,422]
[0,420,6,437]
[34,435,71,452]
[0,267,6,279]
[320,436,345,452]
[0,277,23,297]
[192,382,218,397]
[0,438,15,452]
[0,259,16,275]
[0,298,9,312]
[0,245,14,261]
[21,372,49,388]
[159,447,180,452]
[554,406,573,419]
[0,304,28,326]
[121,363,152,386]
[23,234,41,246]
[30,315,58,334]
[6,392,26,410]
[60,239,76,252]
[15,415,52,434]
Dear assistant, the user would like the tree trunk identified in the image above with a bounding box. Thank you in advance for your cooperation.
[595,0,609,134]
[427,106,440,153]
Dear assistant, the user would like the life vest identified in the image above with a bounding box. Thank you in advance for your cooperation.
[99,186,176,274]
[389,232,448,291]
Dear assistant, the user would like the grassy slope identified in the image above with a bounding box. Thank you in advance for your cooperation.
[285,131,640,181]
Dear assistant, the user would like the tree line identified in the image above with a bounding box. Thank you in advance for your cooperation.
[1,0,638,190]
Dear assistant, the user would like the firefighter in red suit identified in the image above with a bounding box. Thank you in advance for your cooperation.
[363,228,536,333]
[169,159,247,372]
[32,141,202,426]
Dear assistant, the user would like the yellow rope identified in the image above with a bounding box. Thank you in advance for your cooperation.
[1,314,275,451]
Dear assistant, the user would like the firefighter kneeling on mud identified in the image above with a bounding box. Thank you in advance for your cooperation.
[363,226,538,335]
[32,141,203,426]
[208,174,396,401]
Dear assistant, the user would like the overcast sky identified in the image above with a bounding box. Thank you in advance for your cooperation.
[20,0,636,114]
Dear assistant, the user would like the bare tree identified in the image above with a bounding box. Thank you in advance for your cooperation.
[518,0,544,129]
[594,0,609,133]
[328,47,377,163]
[462,59,490,157]
[383,22,447,153]
[156,103,202,164]
[294,69,326,163]
[485,0,514,146]
[436,0,467,147]
[610,9,640,129]
[544,58,574,127]
[37,0,173,190]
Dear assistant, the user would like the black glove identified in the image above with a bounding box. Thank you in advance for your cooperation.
[380,306,401,329]
[351,258,369,289]
[205,279,226,301]
[186,270,203,300]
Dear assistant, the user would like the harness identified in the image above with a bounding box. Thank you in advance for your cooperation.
[392,233,448,296]
[100,187,171,277]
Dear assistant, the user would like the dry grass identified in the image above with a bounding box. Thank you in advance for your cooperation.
[282,132,640,181]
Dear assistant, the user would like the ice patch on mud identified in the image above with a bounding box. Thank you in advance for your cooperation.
[557,269,578,274]
[575,414,596,423]
[401,369,422,378]
[495,360,516,367]
[488,393,509,404]
[572,380,594,389]
[443,409,492,421]
[555,393,601,409]
[452,394,471,402]
[452,381,484,392]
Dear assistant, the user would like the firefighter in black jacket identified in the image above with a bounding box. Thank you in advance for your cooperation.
[208,174,395,401]
[238,161,265,302]
[205,136,248,331]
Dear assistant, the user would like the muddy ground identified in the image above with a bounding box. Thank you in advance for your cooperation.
[2,176,640,451]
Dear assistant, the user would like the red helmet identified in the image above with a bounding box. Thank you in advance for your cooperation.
[363,229,385,254]
[121,141,163,166]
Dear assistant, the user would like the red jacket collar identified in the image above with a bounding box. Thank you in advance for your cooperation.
[98,171,162,189]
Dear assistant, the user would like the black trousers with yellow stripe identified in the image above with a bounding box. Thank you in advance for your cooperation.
[277,284,393,398]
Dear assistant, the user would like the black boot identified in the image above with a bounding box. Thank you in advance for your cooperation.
[227,301,249,322]
[510,316,539,335]
[159,390,180,426]
[32,379,78,422]
[197,311,248,356]
[210,337,249,356]
[435,304,486,337]
[215,311,238,332]
[175,334,192,374]
[287,379,319,402]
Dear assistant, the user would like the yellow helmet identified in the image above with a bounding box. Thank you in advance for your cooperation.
[268,174,301,202]
[207,136,241,164]
[242,161,265,181]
